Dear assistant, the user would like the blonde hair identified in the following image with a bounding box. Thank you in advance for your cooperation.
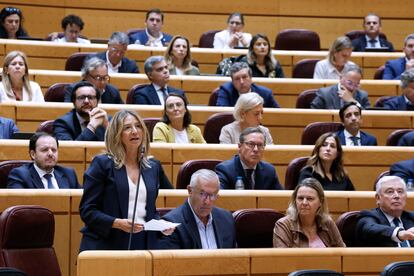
[1,50,32,100]
[164,35,194,72]
[328,36,352,66]
[233,92,264,121]
[105,109,151,169]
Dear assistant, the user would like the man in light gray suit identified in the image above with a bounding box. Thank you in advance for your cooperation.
[311,65,371,109]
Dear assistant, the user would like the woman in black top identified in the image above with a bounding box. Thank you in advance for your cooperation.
[0,7,28,39]
[298,132,355,191]
[239,33,284,78]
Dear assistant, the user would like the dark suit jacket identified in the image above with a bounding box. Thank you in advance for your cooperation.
[158,200,236,249]
[298,166,355,191]
[356,207,414,247]
[91,52,139,73]
[383,57,406,80]
[311,84,370,109]
[215,155,282,190]
[216,82,280,108]
[128,30,172,46]
[0,117,18,139]
[390,158,414,183]
[64,82,123,104]
[397,131,414,146]
[351,36,394,52]
[132,84,185,105]
[383,95,414,111]
[7,163,80,189]
[53,109,106,141]
[337,129,378,146]
[79,155,172,251]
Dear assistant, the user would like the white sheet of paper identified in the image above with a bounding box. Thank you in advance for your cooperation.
[144,219,180,231]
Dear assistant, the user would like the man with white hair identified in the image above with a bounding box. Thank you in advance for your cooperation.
[356,175,414,247]
[159,169,236,249]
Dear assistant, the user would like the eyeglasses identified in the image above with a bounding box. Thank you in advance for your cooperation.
[229,21,242,26]
[89,75,110,82]
[76,95,97,101]
[198,191,219,201]
[4,7,21,15]
[166,102,184,110]
[344,79,360,90]
[243,141,265,150]
[109,47,126,54]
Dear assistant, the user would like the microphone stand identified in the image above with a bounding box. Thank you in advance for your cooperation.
[127,146,145,250]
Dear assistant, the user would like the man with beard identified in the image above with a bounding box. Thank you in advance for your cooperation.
[336,102,377,146]
[7,132,80,189]
[54,81,109,141]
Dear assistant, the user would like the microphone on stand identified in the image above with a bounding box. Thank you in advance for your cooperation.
[127,145,145,250]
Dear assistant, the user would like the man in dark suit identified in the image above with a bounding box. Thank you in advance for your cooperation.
[336,102,377,146]
[159,169,236,249]
[54,81,109,141]
[356,175,414,247]
[216,127,282,190]
[90,32,139,74]
[351,14,394,52]
[132,56,185,105]
[7,132,80,189]
[64,57,123,104]
[216,62,280,107]
[128,8,172,46]
[383,34,414,80]
[390,158,414,183]
[397,131,414,146]
[383,68,414,110]
[311,64,370,110]
[0,116,18,139]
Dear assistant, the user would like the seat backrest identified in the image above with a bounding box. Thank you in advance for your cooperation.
[335,211,361,247]
[203,112,235,143]
[175,159,222,189]
[233,208,284,248]
[373,170,390,191]
[296,89,318,109]
[301,122,343,145]
[292,59,320,78]
[44,83,70,102]
[0,267,26,275]
[143,117,160,142]
[345,30,387,40]
[0,161,31,189]
[275,29,320,51]
[65,52,96,71]
[374,65,385,79]
[208,88,220,106]
[288,269,343,276]
[36,120,55,135]
[374,96,395,108]
[386,129,413,146]
[381,261,414,276]
[284,157,309,190]
[198,30,220,48]
[126,83,150,104]
[0,205,61,276]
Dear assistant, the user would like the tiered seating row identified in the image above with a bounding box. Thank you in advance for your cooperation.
[1,102,412,146]
[0,40,405,77]
[1,140,413,190]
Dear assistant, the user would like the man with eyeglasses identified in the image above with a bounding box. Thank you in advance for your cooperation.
[356,175,414,247]
[311,64,370,109]
[54,81,109,141]
[132,56,186,105]
[216,127,282,190]
[128,8,172,47]
[159,169,236,249]
[63,57,123,104]
[90,31,139,74]
[216,62,280,107]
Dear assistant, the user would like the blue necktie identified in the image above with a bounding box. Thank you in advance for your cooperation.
[350,136,360,146]
[393,217,409,247]
[245,169,254,190]
[369,39,377,47]
[44,173,54,189]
